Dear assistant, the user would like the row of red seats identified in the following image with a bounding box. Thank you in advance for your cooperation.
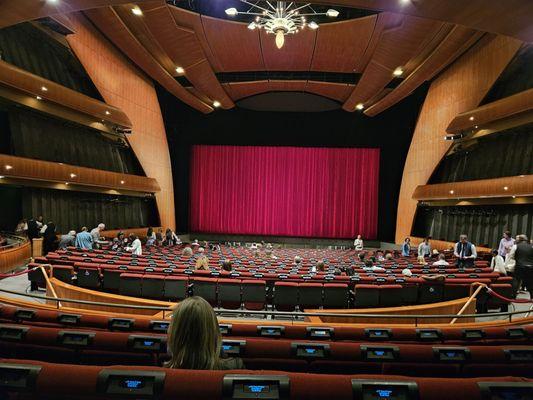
[1,358,529,399]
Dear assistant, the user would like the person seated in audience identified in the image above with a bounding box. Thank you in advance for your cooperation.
[90,223,105,245]
[75,226,93,250]
[58,230,76,250]
[432,253,449,267]
[358,252,366,262]
[15,219,28,237]
[310,260,326,273]
[165,296,244,370]
[146,227,156,247]
[42,222,58,254]
[195,247,209,270]
[265,248,278,260]
[156,228,164,245]
[417,237,431,264]
[385,252,394,261]
[221,259,233,272]
[514,234,533,293]
[498,230,515,258]
[125,234,142,255]
[454,234,477,268]
[353,234,363,251]
[401,237,411,257]
[111,231,127,251]
[490,249,506,275]
[191,239,200,247]
[182,246,193,257]
[249,242,258,251]
[376,251,385,261]
[402,267,413,277]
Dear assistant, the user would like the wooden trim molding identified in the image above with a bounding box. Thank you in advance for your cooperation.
[446,88,533,134]
[409,236,492,253]
[0,154,160,194]
[413,175,533,201]
[0,60,132,128]
[100,227,162,239]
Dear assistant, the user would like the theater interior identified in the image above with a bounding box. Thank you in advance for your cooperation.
[0,0,532,399]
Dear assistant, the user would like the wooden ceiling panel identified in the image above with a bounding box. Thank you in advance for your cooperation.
[311,16,377,73]
[201,16,264,72]
[225,81,271,100]
[186,60,234,108]
[260,29,316,71]
[343,15,444,111]
[269,80,307,92]
[366,26,484,116]
[84,7,212,113]
[305,81,354,102]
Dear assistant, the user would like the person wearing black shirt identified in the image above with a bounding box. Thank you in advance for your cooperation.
[514,235,533,293]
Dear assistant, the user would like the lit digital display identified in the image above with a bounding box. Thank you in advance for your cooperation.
[376,389,393,398]
[244,385,270,393]
[222,345,232,351]
[304,348,317,354]
[122,379,144,389]
[373,351,385,356]
[143,341,154,346]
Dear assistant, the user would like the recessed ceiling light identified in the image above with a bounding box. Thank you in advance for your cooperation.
[326,9,339,17]
[70,173,77,178]
[120,180,125,184]
[5,165,13,170]
[308,21,319,30]
[400,0,410,4]
[503,186,508,190]
[248,22,256,30]
[65,182,69,185]
[474,125,478,129]
[41,86,48,92]
[519,175,525,178]
[356,103,364,110]
[0,176,4,179]
[393,67,404,76]
[36,96,42,100]
[469,116,474,121]
[512,195,516,199]
[131,7,142,16]
[46,0,59,3]
[213,100,221,108]
[449,190,454,194]
[105,111,111,115]
[225,8,238,16]
[175,66,185,74]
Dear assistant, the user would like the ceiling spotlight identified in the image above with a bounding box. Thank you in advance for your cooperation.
[64,182,69,185]
[0,176,4,179]
[400,0,410,4]
[120,180,125,184]
[70,173,77,178]
[225,8,238,16]
[356,103,364,110]
[213,100,221,108]
[131,7,143,16]
[474,125,479,129]
[519,175,525,178]
[41,86,48,92]
[248,22,257,30]
[4,165,12,170]
[449,190,454,194]
[469,116,474,121]
[308,21,319,29]
[512,196,516,199]
[105,111,111,115]
[326,9,339,17]
[46,0,59,3]
[36,96,42,100]
[503,186,509,191]
[393,67,404,76]
[175,66,185,74]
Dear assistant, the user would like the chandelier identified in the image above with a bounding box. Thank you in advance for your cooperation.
[225,1,339,49]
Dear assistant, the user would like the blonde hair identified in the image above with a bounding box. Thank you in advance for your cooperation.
[166,297,221,370]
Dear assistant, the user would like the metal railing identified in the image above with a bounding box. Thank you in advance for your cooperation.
[0,287,528,324]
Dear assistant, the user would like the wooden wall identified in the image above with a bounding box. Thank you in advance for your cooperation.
[395,35,522,243]
[64,13,176,230]
[0,241,31,274]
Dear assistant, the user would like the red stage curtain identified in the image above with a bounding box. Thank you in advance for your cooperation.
[189,145,380,239]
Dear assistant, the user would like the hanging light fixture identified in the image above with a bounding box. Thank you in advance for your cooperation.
[225,1,339,49]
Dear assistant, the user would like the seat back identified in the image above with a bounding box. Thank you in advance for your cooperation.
[298,283,323,309]
[274,282,299,311]
[323,284,349,309]
[141,275,165,300]
[218,279,242,309]
[163,276,188,301]
[355,284,380,308]
[379,285,403,307]
[76,267,100,289]
[242,280,266,310]
[191,277,218,306]
[119,273,143,297]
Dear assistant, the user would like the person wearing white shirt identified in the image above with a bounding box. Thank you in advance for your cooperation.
[454,234,477,268]
[126,234,142,255]
[498,231,515,257]
[417,237,431,264]
[490,249,506,275]
[353,235,363,251]
[432,253,449,267]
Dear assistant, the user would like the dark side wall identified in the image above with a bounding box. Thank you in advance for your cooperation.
[158,85,429,241]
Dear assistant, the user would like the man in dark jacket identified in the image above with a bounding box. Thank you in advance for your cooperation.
[514,234,533,293]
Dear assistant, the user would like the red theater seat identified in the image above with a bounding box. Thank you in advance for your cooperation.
[242,280,267,310]
[274,282,299,311]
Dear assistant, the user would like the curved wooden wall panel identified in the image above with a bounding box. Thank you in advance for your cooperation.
[409,237,491,253]
[305,81,355,102]
[446,87,533,134]
[64,12,176,230]
[365,26,484,116]
[223,81,271,101]
[0,241,31,274]
[260,28,316,71]
[413,175,533,201]
[0,60,131,128]
[395,35,522,244]
[311,16,377,73]
[0,154,160,193]
[82,7,212,113]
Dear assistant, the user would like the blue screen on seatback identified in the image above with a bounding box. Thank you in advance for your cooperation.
[305,348,316,354]
[222,345,232,351]
[376,389,393,398]
[245,385,269,393]
[446,352,456,358]
[143,340,154,346]
[314,330,326,336]
[373,350,385,356]
[123,379,143,389]
[374,331,383,336]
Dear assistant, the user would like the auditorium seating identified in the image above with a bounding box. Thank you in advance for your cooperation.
[27,246,510,311]
[1,358,530,400]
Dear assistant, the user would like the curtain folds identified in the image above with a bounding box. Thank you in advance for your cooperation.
[189,145,380,239]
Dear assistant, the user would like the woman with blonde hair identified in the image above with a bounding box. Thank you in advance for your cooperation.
[165,297,244,370]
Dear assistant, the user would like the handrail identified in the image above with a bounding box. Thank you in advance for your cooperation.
[0,287,529,320]
[450,282,485,324]
[41,266,62,309]
[0,231,28,251]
